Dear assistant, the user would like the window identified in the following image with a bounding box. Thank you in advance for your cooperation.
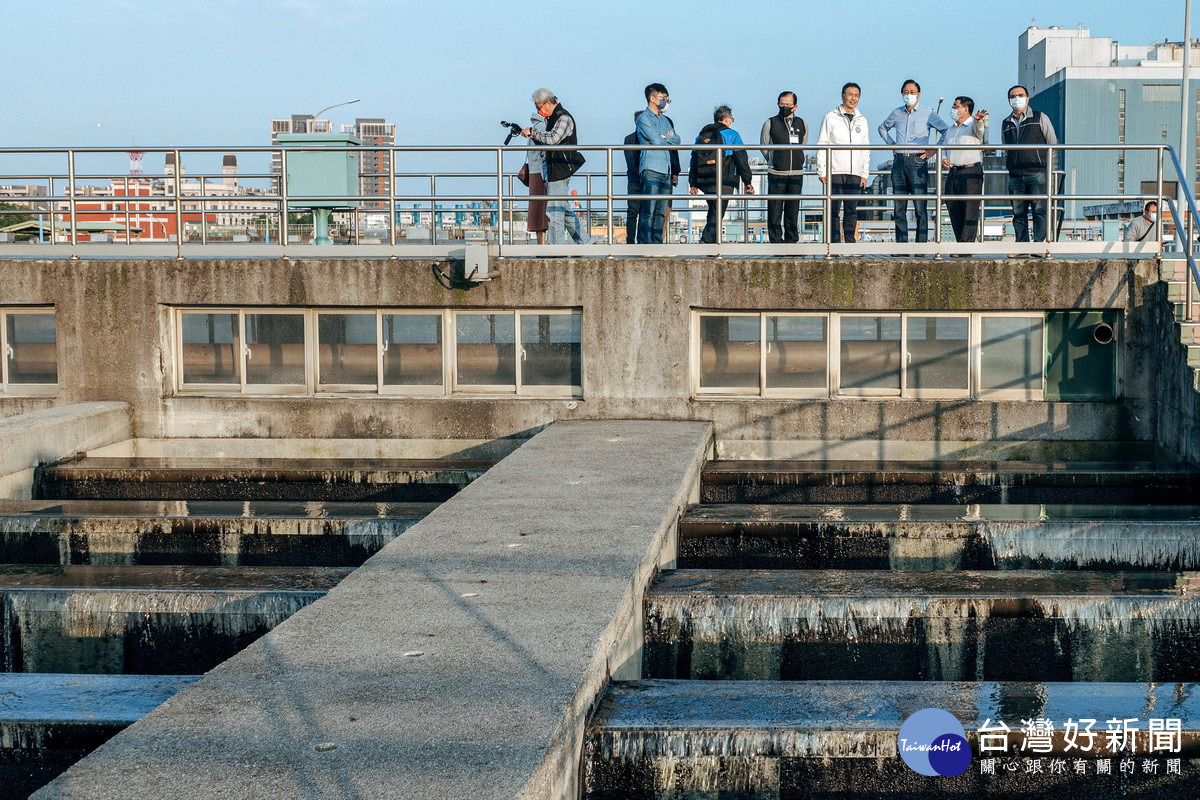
[904,315,969,398]
[699,314,760,393]
[383,313,443,391]
[977,314,1044,399]
[452,310,581,396]
[694,311,1061,401]
[765,314,827,394]
[1,310,57,393]
[838,314,901,395]
[175,308,581,397]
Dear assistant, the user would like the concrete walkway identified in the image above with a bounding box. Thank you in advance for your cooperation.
[33,419,713,800]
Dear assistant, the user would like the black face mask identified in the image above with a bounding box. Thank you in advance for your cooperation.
[779,107,794,117]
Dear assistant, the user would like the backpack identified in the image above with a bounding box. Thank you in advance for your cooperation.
[691,124,726,185]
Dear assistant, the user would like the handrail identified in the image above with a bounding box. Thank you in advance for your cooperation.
[1163,147,1200,322]
[0,142,1183,258]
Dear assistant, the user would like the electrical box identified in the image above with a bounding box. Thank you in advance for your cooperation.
[277,132,362,209]
[464,242,496,281]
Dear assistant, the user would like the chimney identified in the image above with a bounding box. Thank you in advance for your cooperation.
[222,153,238,186]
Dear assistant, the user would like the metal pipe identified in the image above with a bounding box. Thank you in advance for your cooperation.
[66,150,77,246]
[1183,0,1195,262]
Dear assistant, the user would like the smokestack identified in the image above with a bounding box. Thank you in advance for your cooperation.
[222,153,238,186]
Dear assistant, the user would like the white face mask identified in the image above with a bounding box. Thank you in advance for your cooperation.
[902,93,918,107]
[1149,212,1158,223]
[1009,96,1028,111]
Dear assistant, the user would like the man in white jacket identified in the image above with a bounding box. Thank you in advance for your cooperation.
[816,82,871,244]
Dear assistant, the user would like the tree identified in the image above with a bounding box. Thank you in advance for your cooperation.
[0,202,31,229]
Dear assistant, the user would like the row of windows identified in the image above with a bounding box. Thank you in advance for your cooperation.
[694,312,1075,400]
[0,310,57,393]
[175,309,582,396]
[0,307,1112,403]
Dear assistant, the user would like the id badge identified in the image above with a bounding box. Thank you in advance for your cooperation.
[789,134,800,144]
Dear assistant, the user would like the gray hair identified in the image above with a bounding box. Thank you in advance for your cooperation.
[532,88,556,105]
[713,105,733,123]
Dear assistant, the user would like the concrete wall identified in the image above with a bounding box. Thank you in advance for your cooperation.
[1142,281,1200,463]
[0,402,132,498]
[0,257,1162,453]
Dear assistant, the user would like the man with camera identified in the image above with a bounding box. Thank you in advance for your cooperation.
[520,88,591,244]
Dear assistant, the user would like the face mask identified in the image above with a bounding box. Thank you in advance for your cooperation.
[1149,212,1158,223]
[779,106,794,116]
[1009,96,1028,111]
[537,104,552,118]
[657,97,669,111]
[903,93,918,107]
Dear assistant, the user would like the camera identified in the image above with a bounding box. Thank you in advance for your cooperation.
[501,121,523,145]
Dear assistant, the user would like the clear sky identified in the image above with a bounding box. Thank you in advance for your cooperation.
[1,0,1185,153]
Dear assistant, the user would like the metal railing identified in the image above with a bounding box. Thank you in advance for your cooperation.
[0,143,1181,262]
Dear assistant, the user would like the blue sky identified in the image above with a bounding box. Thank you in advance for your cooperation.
[2,0,1185,153]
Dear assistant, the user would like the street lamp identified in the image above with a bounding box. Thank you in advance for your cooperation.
[313,98,361,121]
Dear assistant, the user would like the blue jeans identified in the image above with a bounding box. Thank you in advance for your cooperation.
[545,175,591,245]
[1008,172,1048,242]
[637,169,671,244]
[891,154,929,243]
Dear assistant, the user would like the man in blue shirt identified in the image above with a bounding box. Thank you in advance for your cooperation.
[688,105,755,243]
[878,79,948,245]
[635,83,681,244]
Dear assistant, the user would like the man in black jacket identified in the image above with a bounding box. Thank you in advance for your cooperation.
[759,91,806,243]
[521,88,591,244]
[1001,84,1058,245]
[689,106,755,244]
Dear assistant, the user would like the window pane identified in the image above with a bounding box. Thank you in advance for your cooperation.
[980,316,1043,394]
[520,313,581,387]
[456,313,515,386]
[384,314,443,386]
[905,316,969,392]
[840,316,901,391]
[180,312,239,385]
[6,313,57,384]
[318,314,377,386]
[766,315,826,389]
[700,315,759,389]
[245,313,305,385]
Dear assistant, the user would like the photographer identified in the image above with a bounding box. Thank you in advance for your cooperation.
[520,89,591,245]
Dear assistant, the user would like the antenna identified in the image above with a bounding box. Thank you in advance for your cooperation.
[128,151,144,175]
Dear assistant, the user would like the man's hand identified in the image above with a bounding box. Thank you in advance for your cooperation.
[745,185,755,195]
[688,187,700,195]
[941,158,952,170]
[859,177,867,189]
[921,149,935,160]
[671,175,679,187]
[519,128,532,138]
[818,176,827,184]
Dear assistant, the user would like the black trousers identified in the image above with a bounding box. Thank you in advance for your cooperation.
[768,174,804,243]
[830,174,861,244]
[945,165,983,243]
[625,179,643,244]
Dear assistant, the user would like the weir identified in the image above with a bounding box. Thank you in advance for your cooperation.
[0,499,435,566]
[679,504,1200,570]
[0,438,493,797]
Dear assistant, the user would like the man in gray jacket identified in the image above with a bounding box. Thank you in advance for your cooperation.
[1122,201,1158,242]
[760,91,806,244]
